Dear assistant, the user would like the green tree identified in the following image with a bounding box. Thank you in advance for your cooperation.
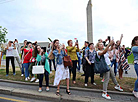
[0,26,8,43]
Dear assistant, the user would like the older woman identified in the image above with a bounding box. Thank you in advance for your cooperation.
[85,43,96,86]
[66,40,79,84]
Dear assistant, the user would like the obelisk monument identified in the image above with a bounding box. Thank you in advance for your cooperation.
[86,0,93,43]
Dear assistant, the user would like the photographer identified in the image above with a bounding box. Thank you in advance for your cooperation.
[53,40,70,96]
[5,41,16,76]
[66,39,80,84]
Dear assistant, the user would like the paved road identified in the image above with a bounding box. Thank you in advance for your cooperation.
[0,94,50,102]
[1,60,137,78]
[0,81,138,102]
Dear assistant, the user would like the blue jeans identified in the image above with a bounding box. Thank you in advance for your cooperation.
[23,63,31,78]
[77,57,81,71]
[39,70,49,87]
[21,64,24,74]
[134,63,138,92]
[111,59,118,76]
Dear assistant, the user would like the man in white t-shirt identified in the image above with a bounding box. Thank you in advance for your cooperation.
[5,41,16,76]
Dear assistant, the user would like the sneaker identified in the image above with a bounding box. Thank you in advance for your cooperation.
[35,79,39,83]
[13,73,16,76]
[30,77,36,82]
[21,74,24,77]
[25,78,28,81]
[133,91,138,98]
[85,84,88,87]
[38,89,42,93]
[115,85,123,92]
[28,77,30,80]
[92,83,97,86]
[46,87,50,92]
[6,74,8,77]
[101,79,104,82]
[102,93,111,100]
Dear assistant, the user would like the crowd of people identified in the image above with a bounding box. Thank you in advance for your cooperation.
[3,35,138,99]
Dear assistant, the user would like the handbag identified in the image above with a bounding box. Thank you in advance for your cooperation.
[32,62,45,74]
[94,54,110,74]
[63,56,73,68]
[48,51,54,60]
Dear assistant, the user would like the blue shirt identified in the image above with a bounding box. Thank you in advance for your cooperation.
[85,50,96,63]
[85,47,89,51]
[53,50,67,65]
[132,46,138,61]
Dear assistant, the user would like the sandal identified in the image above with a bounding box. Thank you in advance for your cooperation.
[56,89,60,96]
[66,89,71,95]
[73,81,76,84]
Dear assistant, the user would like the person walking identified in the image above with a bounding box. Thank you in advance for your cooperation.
[66,40,79,84]
[53,40,70,96]
[34,45,50,92]
[84,43,96,87]
[5,41,16,76]
[22,41,33,81]
[20,40,27,76]
[97,40,123,100]
[131,36,138,98]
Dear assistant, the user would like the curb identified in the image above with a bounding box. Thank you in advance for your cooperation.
[0,86,92,102]
[0,79,133,96]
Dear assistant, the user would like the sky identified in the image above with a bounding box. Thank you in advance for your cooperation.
[0,0,138,47]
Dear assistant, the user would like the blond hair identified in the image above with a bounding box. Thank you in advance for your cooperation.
[95,42,101,51]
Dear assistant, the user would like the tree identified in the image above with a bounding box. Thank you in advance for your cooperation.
[0,26,8,44]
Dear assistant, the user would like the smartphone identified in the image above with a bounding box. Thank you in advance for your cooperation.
[112,37,114,41]
[108,36,110,42]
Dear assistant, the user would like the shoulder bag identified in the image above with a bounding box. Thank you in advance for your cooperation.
[94,54,110,74]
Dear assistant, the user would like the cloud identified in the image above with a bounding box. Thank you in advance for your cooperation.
[0,0,138,47]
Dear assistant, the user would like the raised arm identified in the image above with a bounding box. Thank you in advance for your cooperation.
[98,40,114,56]
[119,34,123,46]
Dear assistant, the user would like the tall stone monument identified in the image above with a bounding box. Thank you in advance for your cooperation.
[86,0,93,43]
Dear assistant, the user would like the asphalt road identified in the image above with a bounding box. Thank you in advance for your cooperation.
[0,94,51,102]
[0,81,138,102]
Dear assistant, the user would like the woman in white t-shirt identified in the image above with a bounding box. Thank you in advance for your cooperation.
[96,40,123,100]
[5,41,16,76]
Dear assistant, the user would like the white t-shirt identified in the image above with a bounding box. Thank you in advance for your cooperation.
[6,47,14,57]
[97,51,111,65]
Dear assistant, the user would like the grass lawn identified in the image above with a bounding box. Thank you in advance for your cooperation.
[0,68,136,92]
[128,54,134,64]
